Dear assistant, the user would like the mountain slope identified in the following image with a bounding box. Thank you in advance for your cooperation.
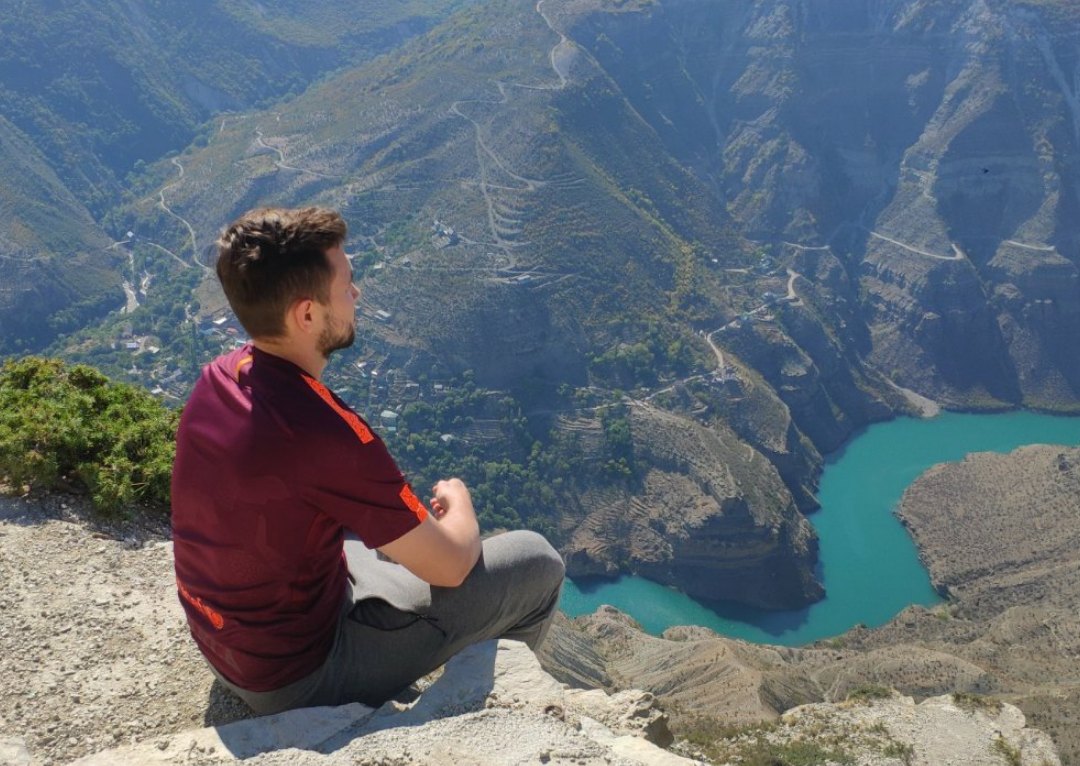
[566,0,1080,408]
[0,0,467,353]
[0,115,117,352]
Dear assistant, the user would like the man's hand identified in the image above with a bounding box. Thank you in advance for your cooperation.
[378,477,481,587]
[429,477,470,519]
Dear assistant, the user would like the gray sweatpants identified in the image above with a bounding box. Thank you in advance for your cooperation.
[212,530,565,715]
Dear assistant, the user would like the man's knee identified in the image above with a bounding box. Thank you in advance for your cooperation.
[496,529,565,590]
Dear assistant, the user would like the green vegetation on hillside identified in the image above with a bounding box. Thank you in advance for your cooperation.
[0,0,466,204]
[0,357,177,516]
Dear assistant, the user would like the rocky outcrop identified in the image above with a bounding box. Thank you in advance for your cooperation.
[563,403,823,610]
[540,608,824,726]
[69,641,690,766]
[733,693,1060,766]
[540,610,1063,764]
[0,495,691,766]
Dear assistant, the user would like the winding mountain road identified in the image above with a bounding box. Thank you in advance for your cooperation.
[254,127,341,181]
[158,159,208,271]
[868,231,965,261]
[444,0,578,270]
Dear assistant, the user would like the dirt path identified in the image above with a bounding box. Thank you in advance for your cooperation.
[254,127,341,181]
[868,231,965,261]
[0,494,250,766]
[157,159,208,272]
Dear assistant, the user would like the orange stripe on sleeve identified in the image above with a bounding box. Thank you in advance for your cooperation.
[176,577,225,630]
[399,485,429,522]
[302,376,375,444]
[234,355,254,381]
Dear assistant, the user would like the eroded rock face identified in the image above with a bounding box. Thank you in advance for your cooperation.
[563,404,822,610]
[567,0,1080,411]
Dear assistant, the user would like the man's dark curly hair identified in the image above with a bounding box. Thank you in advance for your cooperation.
[215,207,347,338]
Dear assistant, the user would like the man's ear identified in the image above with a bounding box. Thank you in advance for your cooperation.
[285,298,318,336]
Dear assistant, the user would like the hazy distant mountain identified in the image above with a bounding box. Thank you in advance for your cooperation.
[0,0,465,352]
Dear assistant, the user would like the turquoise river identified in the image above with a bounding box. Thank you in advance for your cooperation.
[559,411,1080,645]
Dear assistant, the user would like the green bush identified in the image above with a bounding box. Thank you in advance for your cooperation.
[0,357,178,516]
[845,685,893,703]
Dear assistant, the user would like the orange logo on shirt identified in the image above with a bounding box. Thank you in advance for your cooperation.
[302,376,375,444]
[176,577,225,630]
[399,485,429,522]
[234,355,253,381]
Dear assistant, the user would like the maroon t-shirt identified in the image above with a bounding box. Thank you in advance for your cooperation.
[171,345,427,692]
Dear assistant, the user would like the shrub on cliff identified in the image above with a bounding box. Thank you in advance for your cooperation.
[0,356,177,516]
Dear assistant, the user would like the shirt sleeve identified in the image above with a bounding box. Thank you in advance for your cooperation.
[298,384,427,549]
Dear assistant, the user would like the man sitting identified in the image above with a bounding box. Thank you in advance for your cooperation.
[171,206,565,714]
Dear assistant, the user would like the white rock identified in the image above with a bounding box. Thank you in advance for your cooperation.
[66,640,699,766]
[0,737,31,766]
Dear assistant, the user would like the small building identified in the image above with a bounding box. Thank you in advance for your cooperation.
[380,409,399,433]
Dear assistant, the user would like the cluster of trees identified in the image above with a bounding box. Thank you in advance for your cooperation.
[380,381,583,541]
[0,357,177,516]
[589,321,697,388]
[380,377,643,542]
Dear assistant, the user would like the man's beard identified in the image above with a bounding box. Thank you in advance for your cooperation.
[317,313,356,359]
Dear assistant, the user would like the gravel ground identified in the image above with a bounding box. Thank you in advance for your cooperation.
[0,491,252,766]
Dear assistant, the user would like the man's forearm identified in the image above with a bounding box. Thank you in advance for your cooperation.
[440,501,481,572]
[430,478,482,579]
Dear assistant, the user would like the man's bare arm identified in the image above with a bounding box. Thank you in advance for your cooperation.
[378,478,481,587]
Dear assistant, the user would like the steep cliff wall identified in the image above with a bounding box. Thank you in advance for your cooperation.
[566,0,1080,411]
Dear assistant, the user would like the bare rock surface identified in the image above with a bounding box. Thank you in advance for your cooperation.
[0,493,252,766]
[67,641,692,766]
[759,693,1060,766]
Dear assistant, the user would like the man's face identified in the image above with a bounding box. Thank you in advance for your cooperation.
[317,245,360,359]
